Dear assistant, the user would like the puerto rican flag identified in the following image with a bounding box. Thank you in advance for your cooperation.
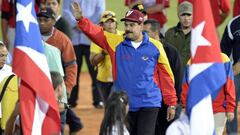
[187,0,226,135]
[12,0,60,134]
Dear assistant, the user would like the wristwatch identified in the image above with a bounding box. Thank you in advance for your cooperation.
[169,105,176,110]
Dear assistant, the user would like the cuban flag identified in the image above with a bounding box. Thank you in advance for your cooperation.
[12,0,60,134]
[187,0,226,135]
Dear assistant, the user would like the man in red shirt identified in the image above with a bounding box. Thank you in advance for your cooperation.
[178,0,230,27]
[233,0,240,17]
[125,0,169,34]
[1,0,44,56]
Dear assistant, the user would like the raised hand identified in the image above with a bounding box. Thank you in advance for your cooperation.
[71,2,82,20]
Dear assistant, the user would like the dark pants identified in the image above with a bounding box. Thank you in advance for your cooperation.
[155,103,182,135]
[96,81,114,104]
[226,74,240,134]
[128,108,159,135]
[60,109,67,135]
[66,108,83,132]
[69,45,102,107]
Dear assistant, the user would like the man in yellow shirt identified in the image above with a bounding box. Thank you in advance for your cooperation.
[90,11,124,106]
[0,41,18,133]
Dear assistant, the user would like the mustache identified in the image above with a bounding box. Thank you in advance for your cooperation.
[125,31,133,34]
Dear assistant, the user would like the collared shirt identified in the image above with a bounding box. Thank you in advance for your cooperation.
[62,0,105,46]
[0,64,13,82]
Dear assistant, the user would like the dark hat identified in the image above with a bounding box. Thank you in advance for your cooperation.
[132,4,147,15]
[37,7,56,19]
[120,10,144,24]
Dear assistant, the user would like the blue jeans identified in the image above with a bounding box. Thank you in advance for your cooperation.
[226,74,240,134]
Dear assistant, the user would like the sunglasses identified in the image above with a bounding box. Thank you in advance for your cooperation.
[102,13,116,18]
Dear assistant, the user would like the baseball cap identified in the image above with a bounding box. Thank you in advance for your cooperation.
[132,4,147,15]
[37,7,56,19]
[0,41,4,45]
[120,10,144,24]
[178,1,192,15]
[100,11,117,23]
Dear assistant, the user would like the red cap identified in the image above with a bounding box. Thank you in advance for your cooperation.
[120,10,144,24]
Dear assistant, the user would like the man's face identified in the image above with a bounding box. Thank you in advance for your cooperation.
[37,17,55,35]
[45,0,60,15]
[178,13,192,28]
[0,46,8,68]
[143,24,157,40]
[124,21,143,41]
[102,19,117,33]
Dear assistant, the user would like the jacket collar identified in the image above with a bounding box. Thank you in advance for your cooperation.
[122,32,149,47]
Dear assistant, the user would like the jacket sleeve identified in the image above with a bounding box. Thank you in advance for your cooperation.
[181,65,190,108]
[156,41,177,106]
[77,17,122,55]
[62,37,78,92]
[222,54,236,113]
[167,43,183,103]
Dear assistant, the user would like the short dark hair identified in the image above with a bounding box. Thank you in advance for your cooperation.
[144,19,161,34]
[45,0,60,4]
[50,71,63,90]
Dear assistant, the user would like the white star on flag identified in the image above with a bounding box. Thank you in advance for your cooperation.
[16,2,38,32]
[191,21,211,58]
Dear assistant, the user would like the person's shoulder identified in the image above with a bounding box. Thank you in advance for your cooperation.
[221,53,230,63]
[165,26,177,35]
[2,64,12,73]
[44,42,61,53]
[53,28,72,43]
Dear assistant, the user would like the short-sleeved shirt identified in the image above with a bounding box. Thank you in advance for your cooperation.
[90,30,124,82]
[44,42,67,103]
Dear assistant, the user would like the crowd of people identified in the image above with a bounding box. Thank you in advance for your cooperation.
[0,0,240,135]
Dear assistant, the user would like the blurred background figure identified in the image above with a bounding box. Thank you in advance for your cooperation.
[178,0,230,28]
[62,0,106,109]
[1,0,44,57]
[125,0,170,34]
[233,0,240,17]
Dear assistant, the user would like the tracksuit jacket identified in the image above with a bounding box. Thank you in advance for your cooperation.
[77,17,177,111]
[181,53,236,113]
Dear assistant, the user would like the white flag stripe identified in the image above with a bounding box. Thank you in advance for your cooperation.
[31,97,49,135]
[17,46,51,80]
[189,63,212,81]
[190,95,215,135]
